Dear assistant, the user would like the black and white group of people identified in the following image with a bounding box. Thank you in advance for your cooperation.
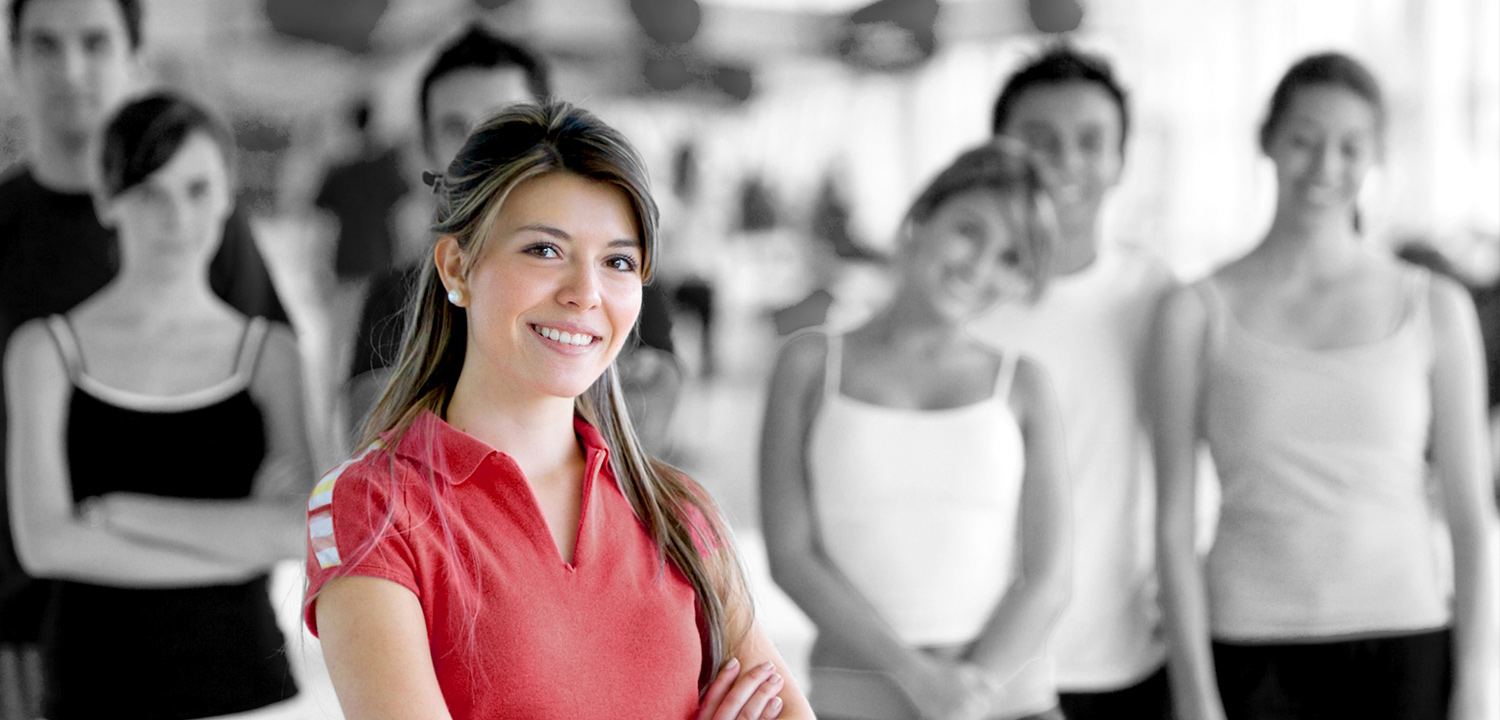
[0,0,1495,719]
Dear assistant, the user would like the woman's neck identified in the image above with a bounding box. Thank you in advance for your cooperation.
[445,373,581,479]
[859,285,971,356]
[89,264,222,320]
[1254,205,1361,278]
[1052,210,1102,276]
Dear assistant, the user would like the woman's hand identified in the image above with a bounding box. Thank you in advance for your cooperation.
[696,658,786,720]
[896,656,992,720]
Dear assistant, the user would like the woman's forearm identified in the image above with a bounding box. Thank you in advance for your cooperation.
[19,517,262,587]
[767,549,935,681]
[1158,532,1225,720]
[99,493,307,565]
[964,573,1068,686]
[1446,500,1500,718]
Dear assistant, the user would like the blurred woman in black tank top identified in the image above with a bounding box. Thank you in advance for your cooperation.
[3,93,315,719]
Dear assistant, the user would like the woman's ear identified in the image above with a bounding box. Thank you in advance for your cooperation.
[434,235,467,298]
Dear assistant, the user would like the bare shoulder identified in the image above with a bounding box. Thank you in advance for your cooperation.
[1157,278,1212,325]
[767,328,830,396]
[1008,352,1051,407]
[249,320,304,395]
[3,319,65,387]
[774,328,829,372]
[257,321,303,373]
[1424,270,1481,338]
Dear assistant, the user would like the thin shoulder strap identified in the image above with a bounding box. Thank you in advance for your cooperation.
[993,350,1020,402]
[44,315,86,382]
[233,317,271,382]
[822,331,842,400]
[1192,279,1229,355]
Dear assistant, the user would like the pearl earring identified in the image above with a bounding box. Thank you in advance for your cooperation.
[447,288,464,306]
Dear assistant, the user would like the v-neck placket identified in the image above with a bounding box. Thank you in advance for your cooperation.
[393,411,615,573]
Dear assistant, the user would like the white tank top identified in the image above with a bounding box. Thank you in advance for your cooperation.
[809,332,1026,645]
[1199,268,1450,639]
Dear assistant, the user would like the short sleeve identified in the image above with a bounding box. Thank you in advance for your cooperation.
[304,448,421,636]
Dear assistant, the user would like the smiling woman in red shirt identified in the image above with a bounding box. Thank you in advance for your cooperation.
[303,101,811,720]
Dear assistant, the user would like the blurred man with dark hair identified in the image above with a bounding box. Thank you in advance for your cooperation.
[0,0,286,715]
[344,25,552,431]
[971,46,1179,720]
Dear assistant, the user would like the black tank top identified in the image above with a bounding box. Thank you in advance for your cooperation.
[41,316,297,719]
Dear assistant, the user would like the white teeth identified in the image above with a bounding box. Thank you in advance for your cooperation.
[534,325,593,346]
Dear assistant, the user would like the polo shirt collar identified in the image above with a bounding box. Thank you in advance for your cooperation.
[386,409,611,486]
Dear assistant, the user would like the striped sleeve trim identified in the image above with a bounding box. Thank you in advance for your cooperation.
[308,441,383,569]
[309,441,383,511]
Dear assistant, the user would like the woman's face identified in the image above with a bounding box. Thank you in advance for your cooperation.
[1264,84,1380,221]
[905,188,1031,323]
[102,131,232,272]
[444,172,644,401]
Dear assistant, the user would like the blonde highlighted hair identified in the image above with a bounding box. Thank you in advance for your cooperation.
[903,139,1057,299]
[352,101,750,687]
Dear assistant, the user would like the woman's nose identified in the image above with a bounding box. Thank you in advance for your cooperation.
[557,260,603,309]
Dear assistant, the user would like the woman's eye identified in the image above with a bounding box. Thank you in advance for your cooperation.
[607,255,639,272]
[1079,130,1104,154]
[527,244,560,259]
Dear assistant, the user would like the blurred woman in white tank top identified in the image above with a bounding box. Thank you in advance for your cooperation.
[761,142,1072,720]
[1152,52,1499,720]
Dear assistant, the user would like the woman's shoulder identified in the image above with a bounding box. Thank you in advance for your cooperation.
[769,326,832,381]
[2,317,64,376]
[1004,350,1054,412]
[251,319,301,373]
[310,440,418,512]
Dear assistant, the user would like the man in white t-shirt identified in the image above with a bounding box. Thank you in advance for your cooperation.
[969,46,1178,720]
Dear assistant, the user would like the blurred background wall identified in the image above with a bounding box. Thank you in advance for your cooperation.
[2,0,1494,278]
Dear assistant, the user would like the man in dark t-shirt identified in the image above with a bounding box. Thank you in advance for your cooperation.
[0,1,286,704]
[315,101,411,282]
[345,26,551,430]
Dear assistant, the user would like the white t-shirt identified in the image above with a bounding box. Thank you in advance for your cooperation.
[966,242,1177,691]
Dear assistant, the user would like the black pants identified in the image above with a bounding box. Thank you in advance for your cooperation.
[1212,629,1451,720]
[1058,664,1173,720]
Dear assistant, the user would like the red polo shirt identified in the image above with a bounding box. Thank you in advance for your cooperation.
[304,410,704,719]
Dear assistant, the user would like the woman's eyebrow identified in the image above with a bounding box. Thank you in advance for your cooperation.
[517,223,571,240]
[516,225,639,248]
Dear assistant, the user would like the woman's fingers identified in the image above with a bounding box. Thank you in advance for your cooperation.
[711,661,784,720]
[696,658,741,720]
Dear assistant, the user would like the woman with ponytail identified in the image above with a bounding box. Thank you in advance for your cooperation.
[1152,52,1499,720]
[302,101,810,720]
